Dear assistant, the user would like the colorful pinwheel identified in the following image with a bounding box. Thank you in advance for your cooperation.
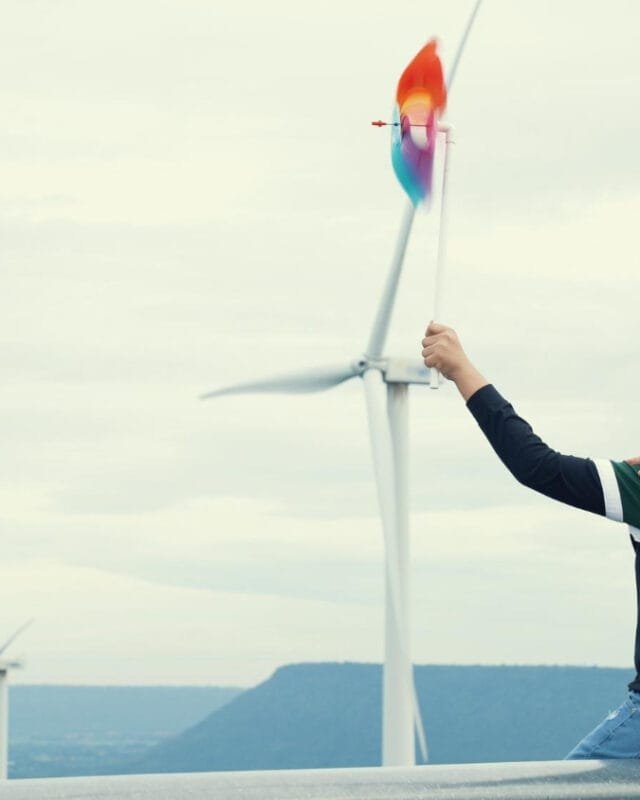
[391,39,447,207]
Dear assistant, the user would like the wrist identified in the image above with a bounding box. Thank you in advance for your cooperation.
[451,361,488,402]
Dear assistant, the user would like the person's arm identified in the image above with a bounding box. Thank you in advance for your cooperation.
[421,321,606,516]
[465,383,605,514]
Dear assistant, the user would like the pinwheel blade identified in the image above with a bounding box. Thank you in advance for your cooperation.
[201,364,358,400]
[391,40,447,207]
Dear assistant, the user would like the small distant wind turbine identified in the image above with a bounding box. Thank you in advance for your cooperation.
[202,3,482,768]
[0,620,33,780]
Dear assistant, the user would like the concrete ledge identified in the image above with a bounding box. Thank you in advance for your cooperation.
[1,761,640,800]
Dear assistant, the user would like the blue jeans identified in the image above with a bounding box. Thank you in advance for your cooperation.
[565,691,640,759]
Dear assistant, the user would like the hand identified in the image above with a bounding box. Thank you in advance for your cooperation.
[421,321,470,380]
[421,321,489,401]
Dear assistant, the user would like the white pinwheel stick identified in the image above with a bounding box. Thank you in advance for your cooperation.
[425,0,482,388]
[429,122,455,390]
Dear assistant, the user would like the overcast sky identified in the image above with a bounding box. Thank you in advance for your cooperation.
[2,0,640,687]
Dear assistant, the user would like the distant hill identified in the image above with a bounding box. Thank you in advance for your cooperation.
[10,685,242,778]
[127,663,636,773]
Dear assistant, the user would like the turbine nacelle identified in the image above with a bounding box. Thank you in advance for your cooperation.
[380,357,437,386]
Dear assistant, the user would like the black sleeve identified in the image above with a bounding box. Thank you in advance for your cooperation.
[466,384,605,516]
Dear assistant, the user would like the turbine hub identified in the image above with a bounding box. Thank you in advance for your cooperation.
[352,356,370,375]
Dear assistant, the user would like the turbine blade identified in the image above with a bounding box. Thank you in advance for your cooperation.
[201,364,357,400]
[365,202,415,360]
[446,0,484,91]
[413,676,429,763]
[0,619,34,656]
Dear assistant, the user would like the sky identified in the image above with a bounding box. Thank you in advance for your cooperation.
[1,0,640,687]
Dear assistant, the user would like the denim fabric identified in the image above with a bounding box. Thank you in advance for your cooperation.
[565,691,640,759]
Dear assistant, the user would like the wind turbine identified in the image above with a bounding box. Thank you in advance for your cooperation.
[203,3,482,767]
[0,620,33,780]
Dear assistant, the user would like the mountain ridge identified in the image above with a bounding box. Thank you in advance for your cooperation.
[126,662,635,773]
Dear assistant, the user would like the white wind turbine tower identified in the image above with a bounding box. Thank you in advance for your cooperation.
[203,4,482,767]
[0,620,33,780]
